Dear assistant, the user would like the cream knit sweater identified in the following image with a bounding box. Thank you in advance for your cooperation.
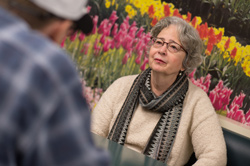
[91,75,227,166]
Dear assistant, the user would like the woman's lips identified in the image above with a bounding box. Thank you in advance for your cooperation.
[154,58,166,64]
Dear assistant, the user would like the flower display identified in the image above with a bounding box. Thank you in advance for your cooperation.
[62,0,250,126]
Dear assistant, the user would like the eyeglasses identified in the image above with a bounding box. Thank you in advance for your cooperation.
[150,37,188,54]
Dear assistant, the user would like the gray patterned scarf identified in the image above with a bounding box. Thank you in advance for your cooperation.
[107,68,189,163]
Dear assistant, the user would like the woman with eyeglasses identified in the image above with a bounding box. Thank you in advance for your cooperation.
[91,16,227,166]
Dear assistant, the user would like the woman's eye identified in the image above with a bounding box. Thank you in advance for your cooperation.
[155,40,163,45]
[170,44,179,50]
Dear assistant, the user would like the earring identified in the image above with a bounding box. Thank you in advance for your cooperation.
[179,70,184,76]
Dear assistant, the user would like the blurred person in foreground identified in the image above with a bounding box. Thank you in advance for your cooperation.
[91,16,227,166]
[0,0,110,165]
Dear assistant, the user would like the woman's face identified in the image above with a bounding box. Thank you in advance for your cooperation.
[148,25,186,77]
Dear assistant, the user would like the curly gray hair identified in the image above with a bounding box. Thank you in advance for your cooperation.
[150,16,203,74]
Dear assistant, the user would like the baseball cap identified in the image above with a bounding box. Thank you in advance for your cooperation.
[30,0,93,34]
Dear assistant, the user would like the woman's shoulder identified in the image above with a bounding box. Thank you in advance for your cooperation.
[111,74,138,88]
[104,74,138,94]
[115,74,138,82]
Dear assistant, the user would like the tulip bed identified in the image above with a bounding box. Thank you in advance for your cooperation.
[62,0,250,126]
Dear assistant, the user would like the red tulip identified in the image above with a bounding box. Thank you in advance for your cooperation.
[173,9,182,18]
[148,5,155,18]
[186,12,191,22]
[216,31,222,43]
[224,38,230,50]
[151,17,158,26]
[164,4,170,17]
[191,16,197,27]
[230,47,237,59]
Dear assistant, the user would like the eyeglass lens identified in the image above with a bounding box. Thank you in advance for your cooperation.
[152,37,184,53]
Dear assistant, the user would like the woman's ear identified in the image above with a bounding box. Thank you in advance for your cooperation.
[41,20,73,44]
[180,66,186,72]
[181,55,188,71]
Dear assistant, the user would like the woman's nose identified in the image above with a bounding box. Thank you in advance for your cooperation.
[158,44,168,55]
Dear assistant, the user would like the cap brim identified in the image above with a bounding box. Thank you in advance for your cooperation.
[74,14,93,35]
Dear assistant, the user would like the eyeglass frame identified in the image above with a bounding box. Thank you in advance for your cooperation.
[150,37,188,55]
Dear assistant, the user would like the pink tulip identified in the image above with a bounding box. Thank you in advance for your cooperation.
[92,15,99,34]
[98,19,109,34]
[114,30,126,49]
[109,11,119,25]
[189,72,211,93]
[188,69,196,78]
[115,40,122,49]
[80,46,85,53]
[94,47,101,57]
[136,27,145,38]
[111,23,118,36]
[87,6,91,13]
[203,74,211,90]
[132,38,138,48]
[60,37,66,48]
[100,34,106,44]
[78,32,85,41]
[120,16,130,32]
[103,23,113,36]
[80,43,90,55]
[140,57,148,71]
[143,32,152,46]
[94,39,100,50]
[70,31,77,41]
[245,109,250,123]
[122,35,133,51]
[114,30,126,42]
[209,91,216,105]
[231,107,246,123]
[209,80,232,111]
[103,39,112,52]
[131,21,137,27]
[128,26,138,38]
[230,92,246,109]
[122,52,130,65]
[135,52,142,64]
[110,39,115,49]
